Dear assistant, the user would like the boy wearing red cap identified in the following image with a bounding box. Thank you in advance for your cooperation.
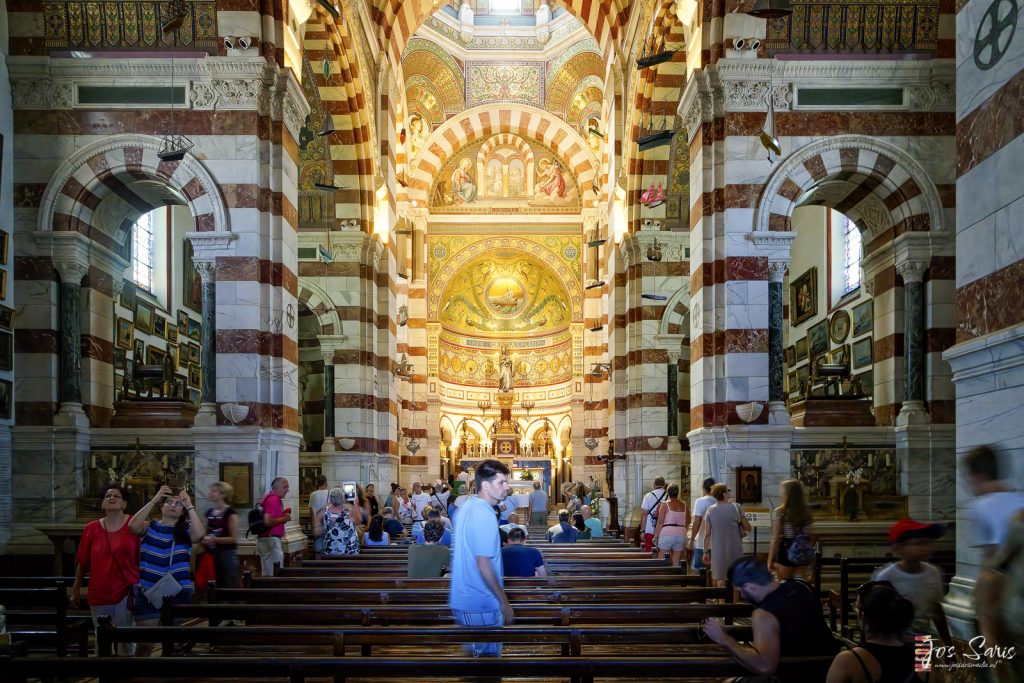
[874,519,952,647]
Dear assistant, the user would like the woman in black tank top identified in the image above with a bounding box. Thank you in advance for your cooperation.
[826,582,929,683]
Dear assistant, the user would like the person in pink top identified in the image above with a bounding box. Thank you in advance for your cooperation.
[653,484,688,567]
[257,477,291,576]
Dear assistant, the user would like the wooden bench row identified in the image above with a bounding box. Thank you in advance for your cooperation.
[244,571,707,589]
[0,586,90,657]
[97,620,754,658]
[3,653,838,683]
[163,601,752,627]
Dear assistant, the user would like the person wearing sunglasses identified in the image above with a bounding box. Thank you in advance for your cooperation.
[826,581,939,682]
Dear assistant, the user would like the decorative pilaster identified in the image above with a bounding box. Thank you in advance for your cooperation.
[767,260,788,409]
[896,259,930,426]
[317,335,347,452]
[54,260,89,426]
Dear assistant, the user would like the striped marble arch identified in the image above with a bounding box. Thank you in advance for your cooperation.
[297,280,344,338]
[37,134,228,255]
[755,135,945,254]
[405,104,599,204]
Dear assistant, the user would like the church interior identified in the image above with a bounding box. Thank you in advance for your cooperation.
[0,0,1022,678]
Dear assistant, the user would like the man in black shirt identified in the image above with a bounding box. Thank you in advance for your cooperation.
[704,556,839,681]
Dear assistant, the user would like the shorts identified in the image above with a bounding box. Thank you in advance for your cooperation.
[452,608,504,657]
[90,594,135,656]
[133,586,194,621]
[691,548,707,571]
[658,535,686,552]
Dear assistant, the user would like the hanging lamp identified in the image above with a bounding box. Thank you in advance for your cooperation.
[747,0,793,19]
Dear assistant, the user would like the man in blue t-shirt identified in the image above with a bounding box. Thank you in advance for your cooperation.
[449,459,513,656]
[501,528,546,577]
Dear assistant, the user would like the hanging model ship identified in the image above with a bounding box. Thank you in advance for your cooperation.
[637,113,676,151]
[636,35,676,69]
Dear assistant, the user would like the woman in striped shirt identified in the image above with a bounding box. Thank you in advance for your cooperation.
[129,484,205,655]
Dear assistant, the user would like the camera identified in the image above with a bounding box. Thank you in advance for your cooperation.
[342,481,357,503]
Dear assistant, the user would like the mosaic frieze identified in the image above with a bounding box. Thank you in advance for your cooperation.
[765,0,940,54]
[43,1,219,51]
[438,333,572,388]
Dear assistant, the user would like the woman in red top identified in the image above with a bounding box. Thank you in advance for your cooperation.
[70,484,140,655]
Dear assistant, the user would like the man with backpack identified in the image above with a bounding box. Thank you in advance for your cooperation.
[251,477,291,576]
[638,476,667,552]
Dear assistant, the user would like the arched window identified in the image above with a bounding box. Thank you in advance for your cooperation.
[132,211,155,292]
[841,213,862,295]
[491,0,520,14]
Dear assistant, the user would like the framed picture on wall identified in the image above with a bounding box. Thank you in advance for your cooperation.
[187,318,201,342]
[736,466,762,504]
[189,388,200,406]
[183,241,202,314]
[115,317,134,350]
[0,269,7,300]
[796,363,810,388]
[787,370,798,395]
[829,309,851,344]
[0,305,13,330]
[185,342,200,365]
[853,336,873,370]
[852,299,873,337]
[133,340,145,362]
[784,346,795,366]
[854,369,874,397]
[188,363,201,389]
[167,323,178,343]
[154,316,167,338]
[0,378,11,419]
[0,331,12,372]
[808,319,829,359]
[135,300,155,335]
[790,267,818,325]
[177,310,189,333]
[829,344,850,366]
[219,462,253,508]
[120,280,136,311]
[0,230,9,265]
[113,347,125,370]
[794,337,808,362]
[146,346,167,366]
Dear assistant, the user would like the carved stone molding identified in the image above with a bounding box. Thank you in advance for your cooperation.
[32,230,129,281]
[767,260,790,284]
[193,260,217,284]
[54,260,90,285]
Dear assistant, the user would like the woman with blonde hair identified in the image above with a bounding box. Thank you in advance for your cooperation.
[769,479,815,580]
[203,481,239,589]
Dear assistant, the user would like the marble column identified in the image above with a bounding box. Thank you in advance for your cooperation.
[193,260,217,424]
[767,260,789,422]
[54,261,89,426]
[317,335,347,452]
[896,260,930,426]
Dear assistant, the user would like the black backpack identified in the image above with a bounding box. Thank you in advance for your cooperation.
[247,496,271,537]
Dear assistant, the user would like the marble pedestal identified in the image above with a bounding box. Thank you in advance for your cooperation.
[895,423,956,522]
[687,425,794,510]
[612,449,686,529]
[319,451,400,496]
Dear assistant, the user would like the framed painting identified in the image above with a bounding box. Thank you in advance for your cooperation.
[787,369,799,395]
[167,323,178,343]
[853,336,873,370]
[736,466,762,505]
[854,369,874,397]
[183,240,202,314]
[829,309,851,344]
[120,280,136,311]
[0,331,11,372]
[167,343,180,370]
[807,319,829,360]
[0,304,13,330]
[154,316,167,339]
[219,462,253,509]
[794,336,808,362]
[188,363,201,389]
[186,343,201,365]
[790,267,817,325]
[784,346,795,366]
[852,299,874,337]
[189,388,200,406]
[146,348,165,368]
[0,230,8,265]
[796,363,810,387]
[115,317,134,350]
[133,339,145,361]
[135,300,155,335]
[0,269,7,300]
[125,359,134,384]
[177,310,189,333]
[113,347,125,370]
[187,318,201,342]
[0,378,11,419]
[829,344,850,366]
[299,465,323,511]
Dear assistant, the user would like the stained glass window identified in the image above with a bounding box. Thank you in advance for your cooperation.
[842,214,862,294]
[132,211,155,292]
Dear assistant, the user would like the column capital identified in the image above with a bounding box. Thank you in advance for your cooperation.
[895,260,928,284]
[185,231,237,262]
[746,231,797,263]
[767,259,789,283]
[318,334,348,364]
[193,260,217,284]
[32,231,129,283]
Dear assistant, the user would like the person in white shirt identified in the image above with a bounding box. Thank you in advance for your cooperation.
[410,482,431,533]
[688,477,716,572]
[430,480,451,515]
[639,476,668,552]
[308,475,330,556]
[873,519,953,646]
[500,512,529,538]
[965,445,1024,560]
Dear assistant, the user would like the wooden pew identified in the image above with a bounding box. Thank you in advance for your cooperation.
[244,572,706,589]
[278,564,685,577]
[97,622,755,658]
[163,601,752,627]
[4,653,839,683]
[208,585,729,605]
[0,586,90,657]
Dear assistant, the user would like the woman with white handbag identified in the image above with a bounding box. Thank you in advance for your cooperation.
[129,484,205,655]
